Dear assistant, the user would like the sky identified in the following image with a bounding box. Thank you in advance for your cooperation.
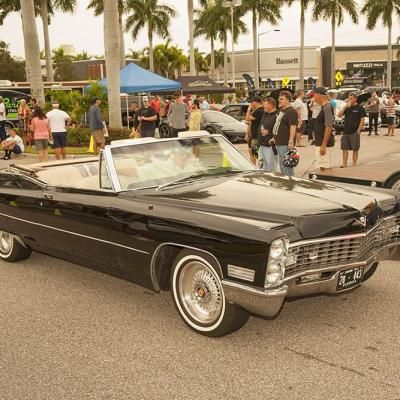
[1,0,399,59]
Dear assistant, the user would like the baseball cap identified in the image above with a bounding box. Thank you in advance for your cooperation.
[142,96,149,101]
[314,87,327,95]
[92,96,101,103]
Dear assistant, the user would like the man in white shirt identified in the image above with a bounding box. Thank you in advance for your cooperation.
[1,128,24,160]
[292,90,308,147]
[46,101,71,160]
[0,96,7,142]
[199,96,209,110]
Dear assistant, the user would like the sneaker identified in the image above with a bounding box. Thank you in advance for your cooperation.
[3,156,10,160]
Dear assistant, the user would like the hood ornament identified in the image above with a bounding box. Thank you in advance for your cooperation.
[355,215,367,228]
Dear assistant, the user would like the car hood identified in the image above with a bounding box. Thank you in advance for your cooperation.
[124,172,399,242]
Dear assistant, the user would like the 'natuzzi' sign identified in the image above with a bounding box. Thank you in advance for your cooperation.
[276,57,299,65]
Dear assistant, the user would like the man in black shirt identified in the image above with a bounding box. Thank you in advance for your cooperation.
[338,92,366,167]
[272,91,298,176]
[137,96,157,137]
[313,87,335,171]
[258,97,278,172]
[245,96,264,165]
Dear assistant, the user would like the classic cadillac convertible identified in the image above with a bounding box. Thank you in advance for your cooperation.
[0,132,399,336]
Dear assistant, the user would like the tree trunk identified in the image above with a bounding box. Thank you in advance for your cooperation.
[40,0,54,82]
[104,0,122,128]
[210,38,215,80]
[299,2,305,90]
[20,0,45,105]
[331,14,336,88]
[388,23,392,88]
[119,15,126,69]
[148,30,154,72]
[223,36,228,86]
[188,0,195,74]
[253,8,259,89]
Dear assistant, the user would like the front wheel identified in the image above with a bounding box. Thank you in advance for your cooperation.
[159,124,171,138]
[171,250,249,337]
[384,173,400,190]
[0,230,31,262]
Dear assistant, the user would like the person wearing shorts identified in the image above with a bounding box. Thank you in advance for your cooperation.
[88,97,105,155]
[337,92,366,167]
[312,87,335,171]
[1,128,24,160]
[47,101,71,160]
[30,106,52,162]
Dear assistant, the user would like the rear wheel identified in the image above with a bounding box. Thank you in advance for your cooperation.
[171,249,249,337]
[0,230,31,262]
[206,127,217,135]
[384,173,400,190]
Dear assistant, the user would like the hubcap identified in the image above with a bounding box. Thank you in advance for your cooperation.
[178,261,223,324]
[0,231,13,256]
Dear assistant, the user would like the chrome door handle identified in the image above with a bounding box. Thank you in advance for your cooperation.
[40,193,53,200]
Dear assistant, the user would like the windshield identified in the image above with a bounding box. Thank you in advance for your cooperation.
[110,136,254,190]
[202,111,239,124]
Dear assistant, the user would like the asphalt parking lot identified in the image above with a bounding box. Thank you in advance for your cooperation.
[0,129,400,399]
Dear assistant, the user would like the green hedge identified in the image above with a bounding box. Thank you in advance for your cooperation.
[65,128,131,146]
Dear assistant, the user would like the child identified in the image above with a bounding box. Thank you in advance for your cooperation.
[1,127,24,160]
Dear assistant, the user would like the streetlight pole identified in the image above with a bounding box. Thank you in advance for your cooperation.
[257,29,280,90]
[223,0,241,92]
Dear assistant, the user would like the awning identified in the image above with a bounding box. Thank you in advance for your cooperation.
[178,76,236,94]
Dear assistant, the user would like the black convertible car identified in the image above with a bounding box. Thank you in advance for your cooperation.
[1,132,400,337]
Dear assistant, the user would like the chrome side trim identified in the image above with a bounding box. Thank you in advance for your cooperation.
[227,264,255,282]
[150,242,224,292]
[0,212,150,255]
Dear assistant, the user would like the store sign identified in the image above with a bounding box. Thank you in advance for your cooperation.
[347,61,386,69]
[276,57,298,65]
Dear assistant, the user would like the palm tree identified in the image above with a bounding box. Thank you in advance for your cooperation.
[241,0,281,89]
[20,0,44,104]
[87,0,127,69]
[104,0,122,128]
[194,1,219,79]
[285,0,313,90]
[312,1,358,88]
[0,0,76,82]
[126,49,141,59]
[362,0,400,88]
[188,0,195,74]
[208,48,227,81]
[125,0,176,72]
[194,48,209,76]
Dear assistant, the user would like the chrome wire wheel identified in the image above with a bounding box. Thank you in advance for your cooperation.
[178,260,223,325]
[0,231,13,258]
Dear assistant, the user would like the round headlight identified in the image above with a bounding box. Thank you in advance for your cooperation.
[270,239,286,260]
[266,262,284,285]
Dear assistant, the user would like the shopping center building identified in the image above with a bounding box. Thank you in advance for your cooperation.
[222,44,400,92]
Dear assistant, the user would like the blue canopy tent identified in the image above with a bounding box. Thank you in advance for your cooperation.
[97,62,181,93]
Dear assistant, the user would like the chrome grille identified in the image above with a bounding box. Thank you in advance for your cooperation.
[285,213,400,277]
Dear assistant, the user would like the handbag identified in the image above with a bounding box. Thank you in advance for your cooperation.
[129,123,141,139]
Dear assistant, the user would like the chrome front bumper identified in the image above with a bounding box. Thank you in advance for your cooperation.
[222,243,400,318]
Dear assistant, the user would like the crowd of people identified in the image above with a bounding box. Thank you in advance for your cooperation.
[0,97,71,162]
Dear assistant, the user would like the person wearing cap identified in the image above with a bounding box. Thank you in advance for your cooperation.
[338,92,366,167]
[271,91,298,176]
[137,96,157,137]
[88,97,105,155]
[313,87,335,171]
[0,96,6,142]
[245,96,264,164]
[46,101,72,160]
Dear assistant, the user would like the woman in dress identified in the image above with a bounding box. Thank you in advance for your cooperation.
[30,107,52,162]
[188,99,201,131]
[17,99,32,145]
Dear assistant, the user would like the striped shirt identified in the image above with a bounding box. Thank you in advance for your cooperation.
[386,99,396,117]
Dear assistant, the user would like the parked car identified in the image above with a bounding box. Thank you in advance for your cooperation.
[159,110,247,142]
[1,132,400,337]
[221,103,249,121]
